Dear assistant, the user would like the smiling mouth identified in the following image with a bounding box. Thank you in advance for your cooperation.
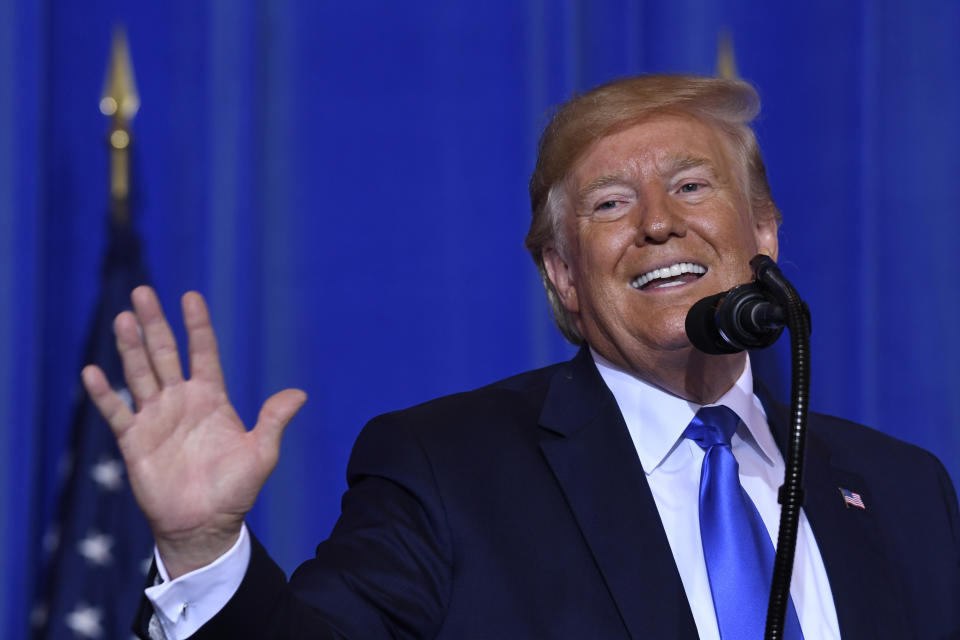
[630,262,707,290]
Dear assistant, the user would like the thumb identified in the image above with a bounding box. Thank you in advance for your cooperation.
[252,388,307,464]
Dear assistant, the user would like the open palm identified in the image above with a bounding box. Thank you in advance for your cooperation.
[82,286,306,577]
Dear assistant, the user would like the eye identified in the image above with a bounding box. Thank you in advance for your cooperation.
[679,183,701,193]
[581,188,636,218]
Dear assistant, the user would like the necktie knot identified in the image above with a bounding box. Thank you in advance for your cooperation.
[685,405,740,450]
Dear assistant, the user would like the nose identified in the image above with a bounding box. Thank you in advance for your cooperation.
[634,190,686,245]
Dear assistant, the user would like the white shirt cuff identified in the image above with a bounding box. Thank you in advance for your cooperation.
[144,524,251,640]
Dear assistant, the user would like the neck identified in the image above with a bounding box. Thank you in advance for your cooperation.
[676,350,747,404]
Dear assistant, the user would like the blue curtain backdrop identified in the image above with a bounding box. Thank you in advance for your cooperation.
[2,0,958,636]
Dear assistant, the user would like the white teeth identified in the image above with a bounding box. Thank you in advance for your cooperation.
[630,262,706,289]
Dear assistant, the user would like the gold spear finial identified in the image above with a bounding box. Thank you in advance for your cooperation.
[100,26,139,226]
[100,26,140,121]
[716,28,740,80]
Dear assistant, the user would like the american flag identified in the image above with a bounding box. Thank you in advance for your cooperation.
[32,218,154,639]
[839,487,866,510]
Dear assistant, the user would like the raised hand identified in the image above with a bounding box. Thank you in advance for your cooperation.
[81,286,306,578]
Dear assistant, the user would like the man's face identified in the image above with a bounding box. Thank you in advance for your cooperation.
[543,113,778,378]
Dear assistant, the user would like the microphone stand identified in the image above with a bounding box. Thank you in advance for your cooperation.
[750,255,812,640]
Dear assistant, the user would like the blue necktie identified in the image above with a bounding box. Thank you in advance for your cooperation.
[685,405,804,640]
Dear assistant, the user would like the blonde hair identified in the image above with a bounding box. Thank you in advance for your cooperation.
[524,74,780,344]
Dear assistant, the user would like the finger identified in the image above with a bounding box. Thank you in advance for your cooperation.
[114,310,160,407]
[131,286,184,388]
[252,389,307,468]
[183,292,225,387]
[82,365,135,436]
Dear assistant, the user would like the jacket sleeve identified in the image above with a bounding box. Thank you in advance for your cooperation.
[135,412,454,640]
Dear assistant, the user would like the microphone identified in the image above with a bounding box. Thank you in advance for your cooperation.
[685,279,786,355]
[687,255,814,639]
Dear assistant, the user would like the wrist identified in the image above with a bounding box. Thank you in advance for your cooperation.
[155,525,243,579]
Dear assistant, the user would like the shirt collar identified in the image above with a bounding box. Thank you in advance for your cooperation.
[590,348,780,474]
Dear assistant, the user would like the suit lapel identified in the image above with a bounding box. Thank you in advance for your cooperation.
[760,392,909,638]
[538,348,698,640]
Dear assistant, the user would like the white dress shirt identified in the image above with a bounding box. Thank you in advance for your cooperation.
[147,353,842,639]
[593,349,840,640]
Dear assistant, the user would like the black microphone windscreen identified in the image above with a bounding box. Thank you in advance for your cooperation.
[685,291,744,355]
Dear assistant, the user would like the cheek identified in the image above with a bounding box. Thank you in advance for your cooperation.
[705,208,760,254]
[578,222,635,265]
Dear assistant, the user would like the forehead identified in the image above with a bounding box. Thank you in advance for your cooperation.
[569,113,737,185]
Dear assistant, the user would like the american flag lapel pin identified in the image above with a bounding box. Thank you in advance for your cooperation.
[839,487,866,510]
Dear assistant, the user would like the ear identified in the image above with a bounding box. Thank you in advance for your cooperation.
[543,245,579,313]
[752,203,779,262]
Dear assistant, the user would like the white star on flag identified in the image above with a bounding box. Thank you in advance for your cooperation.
[91,458,125,491]
[77,531,115,566]
[64,602,103,638]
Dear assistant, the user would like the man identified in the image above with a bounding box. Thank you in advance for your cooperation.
[84,75,960,639]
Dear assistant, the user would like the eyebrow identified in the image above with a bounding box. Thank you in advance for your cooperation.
[665,155,718,178]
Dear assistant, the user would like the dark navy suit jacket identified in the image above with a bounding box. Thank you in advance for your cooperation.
[147,348,960,639]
